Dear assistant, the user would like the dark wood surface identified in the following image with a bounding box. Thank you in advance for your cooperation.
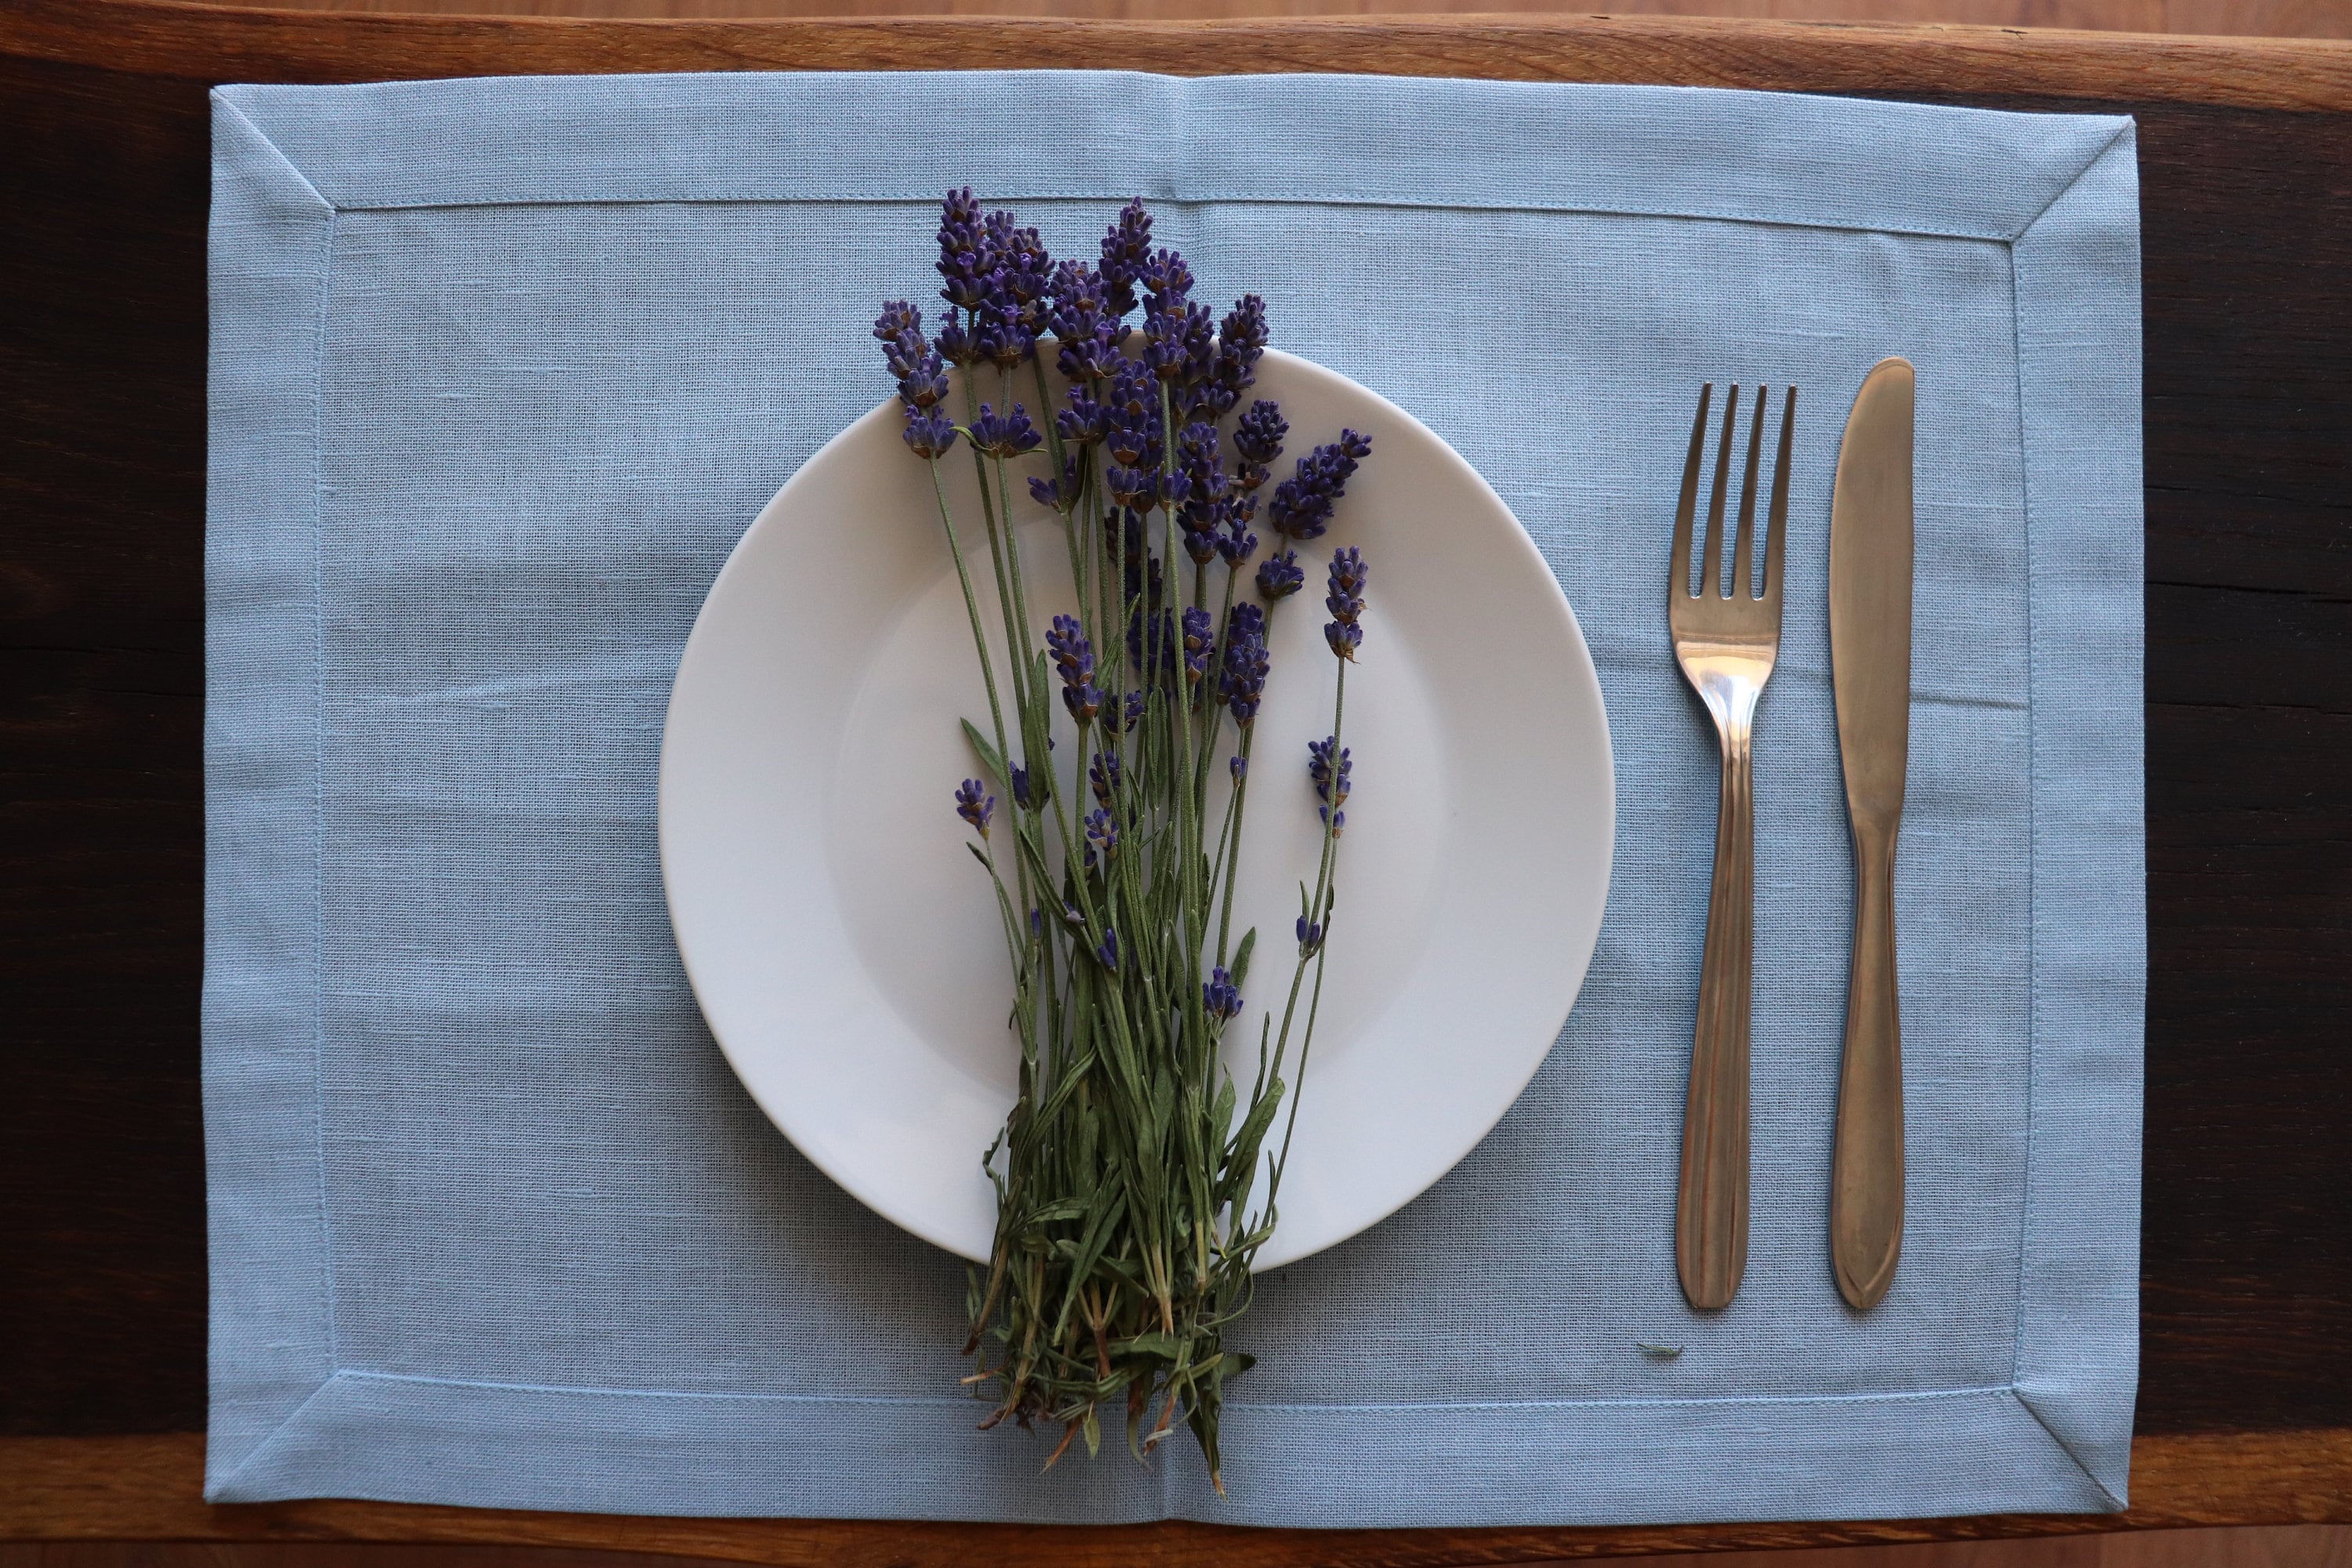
[2,0,2348,1554]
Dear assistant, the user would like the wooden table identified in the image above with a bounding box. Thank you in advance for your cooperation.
[3,1,2348,1559]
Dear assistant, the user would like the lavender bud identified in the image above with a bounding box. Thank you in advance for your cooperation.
[1230,753,1247,782]
[1106,464,1156,510]
[1139,247,1192,303]
[1047,614,1102,726]
[1183,509,1224,568]
[1256,549,1305,602]
[967,402,1042,459]
[1221,602,1269,724]
[1218,508,1259,568]
[1181,606,1214,688]
[873,300,923,344]
[1083,808,1120,869]
[935,190,990,311]
[1095,926,1121,971]
[1099,201,1153,317]
[935,312,976,368]
[1325,546,1367,625]
[902,407,956,459]
[896,345,949,411]
[1103,362,1157,466]
[1089,750,1123,808]
[1309,735,1352,833]
[1232,400,1288,468]
[1029,458,1083,511]
[1296,916,1323,955]
[1325,619,1363,662]
[1111,689,1146,734]
[1267,430,1372,542]
[953,778,995,838]
[1203,966,1243,1022]
[1058,387,1109,448]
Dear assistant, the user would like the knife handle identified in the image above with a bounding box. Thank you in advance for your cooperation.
[1677,717,1753,1312]
[1831,824,1905,1310]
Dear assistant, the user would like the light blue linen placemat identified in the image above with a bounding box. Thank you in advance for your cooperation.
[205,71,2143,1526]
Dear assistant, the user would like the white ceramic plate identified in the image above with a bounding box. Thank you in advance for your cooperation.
[660,350,1613,1270]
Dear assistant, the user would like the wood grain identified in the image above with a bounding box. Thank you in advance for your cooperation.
[1,1434,2349,1564]
[2,0,2351,107]
[220,0,2352,43]
[2,0,2350,1553]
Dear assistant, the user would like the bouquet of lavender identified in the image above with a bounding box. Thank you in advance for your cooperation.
[874,193,1371,1487]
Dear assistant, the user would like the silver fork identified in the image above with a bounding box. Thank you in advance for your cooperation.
[1668,382,1795,1312]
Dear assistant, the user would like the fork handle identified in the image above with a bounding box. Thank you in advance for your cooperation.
[1831,824,1904,1309]
[1676,716,1753,1312]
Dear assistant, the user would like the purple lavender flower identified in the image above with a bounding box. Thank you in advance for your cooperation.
[1196,295,1269,419]
[1099,201,1153,317]
[1127,604,1177,683]
[1221,602,1269,724]
[1102,361,1159,468]
[1088,750,1122,808]
[1011,757,1049,810]
[997,221,1054,333]
[967,402,1042,459]
[1181,606,1214,689]
[1047,261,1127,383]
[935,190,990,311]
[1203,966,1243,1022]
[902,407,956,459]
[1057,387,1109,448]
[1267,430,1373,541]
[880,327,948,410]
[1256,548,1305,602]
[1178,422,1225,517]
[1047,614,1102,726]
[1218,511,1259,568]
[873,300,924,346]
[1183,504,1225,568]
[1103,506,1149,566]
[1095,926,1121,971]
[1320,532,1372,662]
[1308,735,1352,833]
[1139,248,1192,303]
[1326,546,1367,626]
[972,305,1033,371]
[1145,298,1212,385]
[935,311,976,368]
[1029,459,1083,511]
[1112,689,1146,734]
[1296,915,1324,955]
[1083,807,1119,869]
[1230,753,1247,781]
[1232,400,1287,471]
[1106,463,1156,510]
[954,778,995,838]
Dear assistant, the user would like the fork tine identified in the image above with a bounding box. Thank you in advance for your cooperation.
[1671,383,1711,600]
[1703,385,1740,600]
[1762,385,1796,604]
[1735,386,1767,600]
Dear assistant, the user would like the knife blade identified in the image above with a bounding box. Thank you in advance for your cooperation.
[1828,356,1914,1312]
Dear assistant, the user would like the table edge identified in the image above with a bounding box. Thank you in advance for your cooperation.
[4,0,2351,111]
[2,1432,2347,1563]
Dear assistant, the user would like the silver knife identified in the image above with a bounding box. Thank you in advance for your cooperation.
[1828,357,1914,1312]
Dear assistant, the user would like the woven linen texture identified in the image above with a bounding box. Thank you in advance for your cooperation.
[205,71,2142,1525]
